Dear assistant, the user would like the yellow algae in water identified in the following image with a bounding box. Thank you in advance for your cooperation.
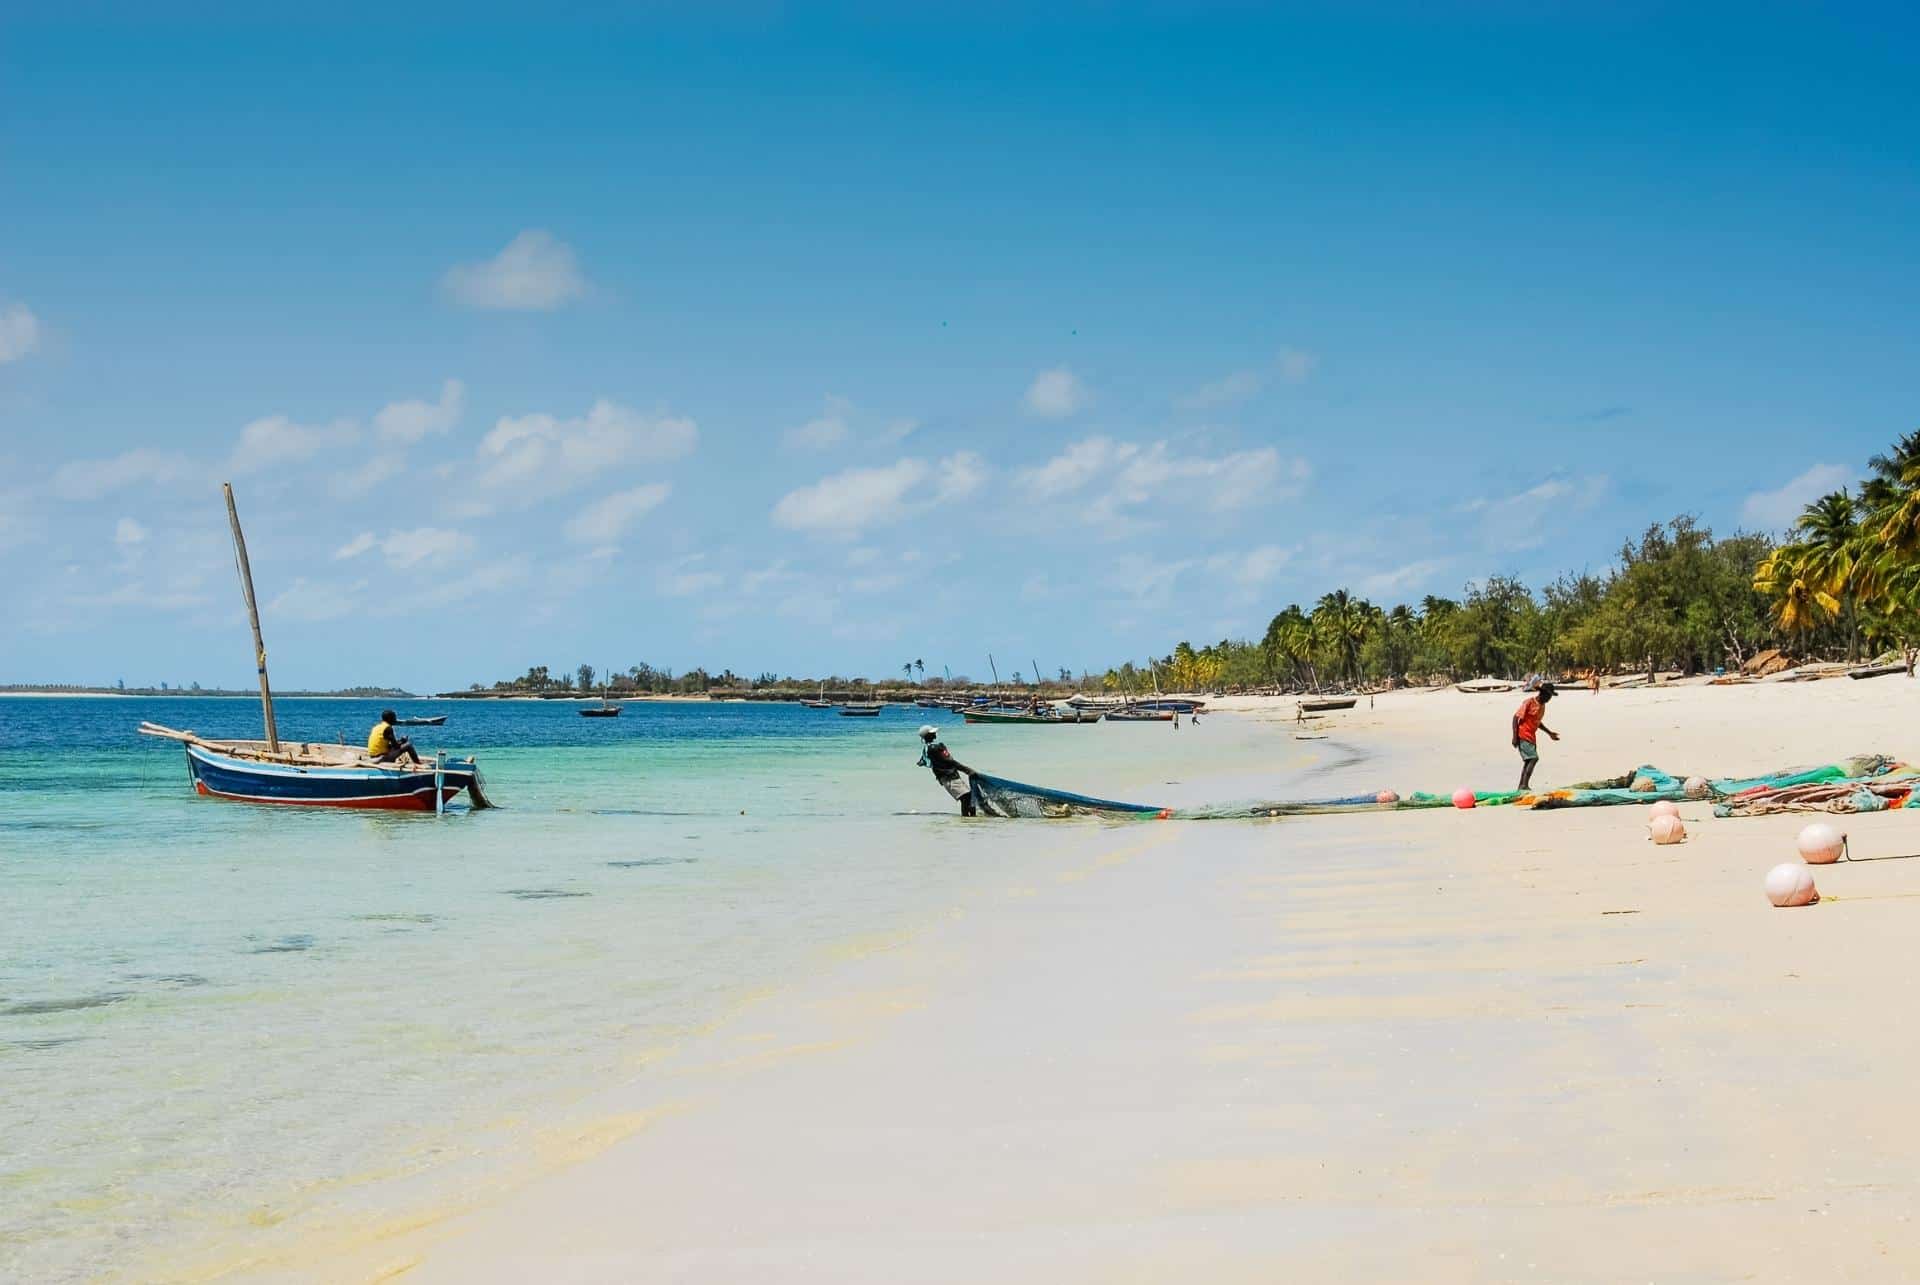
[824,929,914,962]
[535,1111,655,1167]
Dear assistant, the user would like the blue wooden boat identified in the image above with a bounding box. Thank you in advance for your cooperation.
[141,724,493,811]
[135,484,494,814]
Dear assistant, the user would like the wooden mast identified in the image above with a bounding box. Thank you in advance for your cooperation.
[223,482,279,751]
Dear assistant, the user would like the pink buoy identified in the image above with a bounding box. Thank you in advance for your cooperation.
[1684,775,1710,800]
[1797,822,1845,865]
[1765,862,1818,907]
[1649,800,1681,821]
[1648,814,1686,845]
[1375,789,1399,804]
[1452,787,1476,810]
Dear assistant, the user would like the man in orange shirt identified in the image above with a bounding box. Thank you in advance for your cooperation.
[1512,683,1560,791]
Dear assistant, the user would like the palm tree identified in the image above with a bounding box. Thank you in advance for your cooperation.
[1312,589,1371,687]
[1794,490,1861,658]
[1754,544,1840,652]
[914,658,925,682]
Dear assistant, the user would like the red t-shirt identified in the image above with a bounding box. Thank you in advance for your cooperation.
[1514,696,1545,743]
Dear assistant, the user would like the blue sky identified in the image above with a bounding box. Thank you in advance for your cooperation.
[3,5,1916,690]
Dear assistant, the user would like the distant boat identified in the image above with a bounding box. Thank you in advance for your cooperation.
[580,677,622,717]
[1105,705,1175,722]
[1299,697,1357,712]
[802,682,834,709]
[962,706,1101,725]
[838,702,883,717]
[394,714,447,726]
[1129,697,1205,714]
[1065,695,1124,711]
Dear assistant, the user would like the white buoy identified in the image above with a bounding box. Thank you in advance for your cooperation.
[1797,822,1845,865]
[1649,800,1681,821]
[1649,814,1686,845]
[1765,862,1818,907]
[1684,775,1710,800]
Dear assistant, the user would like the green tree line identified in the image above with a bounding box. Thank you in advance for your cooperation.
[1131,433,1920,693]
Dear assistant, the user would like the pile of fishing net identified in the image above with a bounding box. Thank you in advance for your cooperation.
[962,754,1914,821]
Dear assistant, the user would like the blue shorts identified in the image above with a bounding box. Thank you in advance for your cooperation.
[1517,740,1539,762]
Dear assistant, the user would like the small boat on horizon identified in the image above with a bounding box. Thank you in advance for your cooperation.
[394,714,448,726]
[838,702,883,717]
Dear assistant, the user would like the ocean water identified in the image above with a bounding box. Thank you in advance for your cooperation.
[0,696,1326,1280]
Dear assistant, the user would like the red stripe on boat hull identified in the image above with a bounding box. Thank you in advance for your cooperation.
[193,780,461,811]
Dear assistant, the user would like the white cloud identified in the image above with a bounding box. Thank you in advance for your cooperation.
[267,577,367,622]
[416,554,532,608]
[1359,558,1449,597]
[1020,438,1308,519]
[1018,436,1125,498]
[331,453,406,498]
[741,560,793,594]
[441,230,588,311]
[565,482,672,544]
[374,379,465,443]
[771,454,983,539]
[379,527,473,570]
[230,414,358,475]
[331,526,470,568]
[1106,553,1196,608]
[657,554,724,597]
[1208,543,1294,588]
[1177,369,1264,411]
[1477,475,1609,551]
[1741,463,1853,531]
[114,517,149,547]
[1023,367,1088,419]
[877,417,919,444]
[67,582,211,612]
[772,459,931,537]
[934,451,987,502]
[1277,346,1318,383]
[478,399,696,496]
[0,303,41,363]
[784,395,851,450]
[50,449,194,501]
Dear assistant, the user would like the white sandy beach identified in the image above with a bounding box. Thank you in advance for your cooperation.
[259,679,1920,1282]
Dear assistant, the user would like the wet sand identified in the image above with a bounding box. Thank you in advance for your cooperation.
[309,679,1920,1281]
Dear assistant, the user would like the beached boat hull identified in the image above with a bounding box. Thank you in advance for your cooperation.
[1105,707,1176,722]
[961,709,1102,725]
[183,742,481,811]
[1300,697,1358,712]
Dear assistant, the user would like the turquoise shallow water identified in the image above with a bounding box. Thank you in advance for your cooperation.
[0,696,1321,1280]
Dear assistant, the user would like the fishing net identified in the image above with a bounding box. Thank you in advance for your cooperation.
[966,773,1169,819]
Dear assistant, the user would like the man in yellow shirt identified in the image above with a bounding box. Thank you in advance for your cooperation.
[367,709,422,765]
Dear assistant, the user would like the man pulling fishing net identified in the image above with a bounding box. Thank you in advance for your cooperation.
[918,724,977,816]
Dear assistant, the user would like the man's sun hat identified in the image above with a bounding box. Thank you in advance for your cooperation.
[919,724,939,738]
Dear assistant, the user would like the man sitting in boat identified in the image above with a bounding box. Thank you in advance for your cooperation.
[917,725,976,816]
[368,709,423,766]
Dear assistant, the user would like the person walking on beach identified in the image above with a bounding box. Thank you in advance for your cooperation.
[367,709,422,766]
[917,725,976,816]
[1512,682,1559,791]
